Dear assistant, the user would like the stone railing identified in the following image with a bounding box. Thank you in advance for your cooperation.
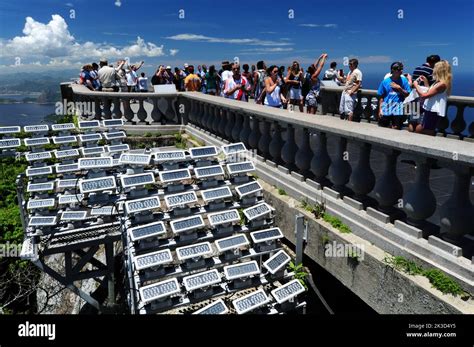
[65,84,474,251]
[180,93,474,249]
[67,83,181,124]
[319,86,474,139]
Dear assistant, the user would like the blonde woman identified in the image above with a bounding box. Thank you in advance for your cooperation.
[285,61,304,112]
[412,60,452,136]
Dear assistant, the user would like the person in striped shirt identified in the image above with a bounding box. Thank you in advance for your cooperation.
[412,54,441,86]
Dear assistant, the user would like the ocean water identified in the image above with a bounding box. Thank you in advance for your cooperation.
[0,103,56,127]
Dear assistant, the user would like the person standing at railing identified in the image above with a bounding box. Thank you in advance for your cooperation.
[377,62,411,130]
[184,65,202,92]
[174,67,186,91]
[285,61,304,112]
[407,55,441,131]
[337,58,363,121]
[98,58,125,92]
[241,64,253,101]
[411,60,451,136]
[323,61,338,81]
[205,65,219,96]
[219,61,233,97]
[263,65,284,108]
[253,60,267,104]
[305,53,328,114]
[90,63,101,90]
[138,72,148,92]
[79,64,95,91]
[224,63,251,101]
[412,54,441,86]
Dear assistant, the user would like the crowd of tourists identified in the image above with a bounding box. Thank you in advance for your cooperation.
[78,53,451,136]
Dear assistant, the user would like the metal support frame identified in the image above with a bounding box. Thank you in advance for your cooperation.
[295,214,305,265]
[29,225,121,312]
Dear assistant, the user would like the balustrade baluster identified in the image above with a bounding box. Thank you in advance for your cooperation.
[94,97,102,120]
[310,132,331,182]
[439,165,474,243]
[258,118,271,158]
[248,116,261,150]
[328,137,352,192]
[294,127,313,177]
[349,143,375,199]
[151,98,163,124]
[403,158,437,226]
[137,98,147,123]
[239,114,251,147]
[268,121,284,164]
[280,124,297,171]
[102,98,112,119]
[123,98,134,123]
[212,106,221,134]
[112,97,122,119]
[218,108,227,138]
[373,149,403,212]
[232,112,243,142]
[450,104,466,136]
[225,110,235,140]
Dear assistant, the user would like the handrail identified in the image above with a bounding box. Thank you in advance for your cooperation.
[182,92,474,166]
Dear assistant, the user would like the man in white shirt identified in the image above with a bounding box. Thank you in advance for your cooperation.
[224,63,251,101]
[337,58,363,121]
[220,61,233,97]
[323,61,338,81]
[138,72,148,92]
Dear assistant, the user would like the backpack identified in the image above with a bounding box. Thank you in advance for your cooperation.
[302,72,311,98]
[255,70,267,101]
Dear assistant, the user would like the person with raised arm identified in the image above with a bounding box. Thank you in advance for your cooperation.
[305,53,328,114]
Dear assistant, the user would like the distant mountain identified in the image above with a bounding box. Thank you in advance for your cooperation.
[0,69,78,103]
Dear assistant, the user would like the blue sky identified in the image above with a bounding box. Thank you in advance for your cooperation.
[0,0,473,76]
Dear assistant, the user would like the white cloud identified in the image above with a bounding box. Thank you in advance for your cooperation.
[416,42,452,47]
[165,33,292,46]
[169,49,179,56]
[0,14,177,64]
[299,24,338,28]
[356,55,392,63]
[331,55,392,64]
[241,47,293,54]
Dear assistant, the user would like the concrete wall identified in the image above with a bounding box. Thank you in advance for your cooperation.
[261,181,474,314]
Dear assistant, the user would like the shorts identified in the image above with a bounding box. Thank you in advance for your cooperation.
[422,110,442,130]
[289,88,302,100]
[378,115,403,129]
[339,91,357,115]
[206,88,217,93]
[305,90,318,107]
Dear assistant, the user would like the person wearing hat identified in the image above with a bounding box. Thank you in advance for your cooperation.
[377,62,411,130]
[98,58,125,91]
[183,63,190,77]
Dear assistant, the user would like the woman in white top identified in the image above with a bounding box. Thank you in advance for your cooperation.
[263,65,285,108]
[285,61,304,112]
[412,60,451,136]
